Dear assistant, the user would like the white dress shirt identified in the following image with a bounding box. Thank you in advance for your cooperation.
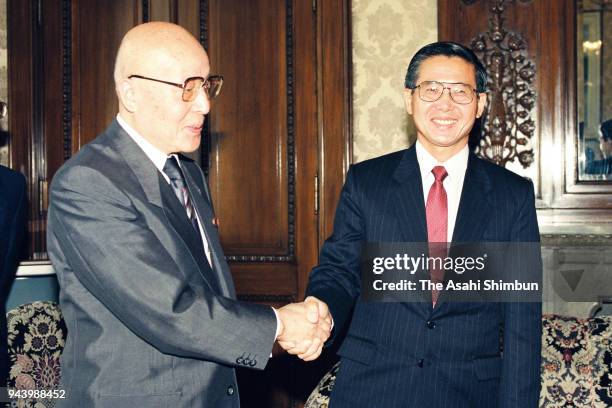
[116,114,212,265]
[117,115,282,340]
[415,140,469,243]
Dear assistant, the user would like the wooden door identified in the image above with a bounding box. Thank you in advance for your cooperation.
[7,0,351,406]
[204,1,351,405]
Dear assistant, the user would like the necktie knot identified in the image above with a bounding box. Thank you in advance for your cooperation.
[163,156,183,182]
[432,166,448,183]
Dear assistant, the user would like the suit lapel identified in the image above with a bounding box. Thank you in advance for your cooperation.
[158,174,222,293]
[391,146,428,243]
[391,146,431,310]
[108,120,222,294]
[181,160,236,298]
[110,121,164,209]
[451,153,493,243]
[434,153,493,310]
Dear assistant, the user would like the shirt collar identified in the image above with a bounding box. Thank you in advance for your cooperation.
[415,139,469,181]
[117,114,171,173]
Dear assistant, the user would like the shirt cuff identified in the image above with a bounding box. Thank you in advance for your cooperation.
[272,307,281,339]
[271,307,281,357]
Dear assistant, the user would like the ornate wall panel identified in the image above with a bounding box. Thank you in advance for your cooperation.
[441,0,612,320]
[440,0,612,232]
[470,0,536,169]
[441,0,539,184]
[206,0,294,261]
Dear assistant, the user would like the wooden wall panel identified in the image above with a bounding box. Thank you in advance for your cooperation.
[439,0,541,187]
[71,0,140,151]
[207,0,291,257]
[439,0,611,230]
[42,0,65,187]
[7,0,37,256]
[176,0,201,40]
[316,0,352,250]
[149,0,176,22]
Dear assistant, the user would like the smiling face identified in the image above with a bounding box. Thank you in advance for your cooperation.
[115,22,211,154]
[404,55,487,162]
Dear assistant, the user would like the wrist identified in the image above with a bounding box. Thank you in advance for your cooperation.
[272,307,284,339]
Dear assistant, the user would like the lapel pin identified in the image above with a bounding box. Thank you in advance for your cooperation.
[212,217,219,228]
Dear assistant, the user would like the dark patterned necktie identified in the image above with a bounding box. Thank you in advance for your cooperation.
[426,166,448,306]
[163,156,200,234]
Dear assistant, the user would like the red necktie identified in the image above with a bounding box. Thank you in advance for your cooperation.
[426,166,448,305]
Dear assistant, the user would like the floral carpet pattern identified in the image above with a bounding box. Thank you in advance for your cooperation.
[304,362,340,408]
[304,315,611,408]
[540,314,611,407]
[6,302,66,408]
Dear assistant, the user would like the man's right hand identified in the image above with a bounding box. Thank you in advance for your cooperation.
[275,296,331,361]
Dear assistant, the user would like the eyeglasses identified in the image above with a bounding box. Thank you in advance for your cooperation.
[128,74,224,102]
[409,80,478,105]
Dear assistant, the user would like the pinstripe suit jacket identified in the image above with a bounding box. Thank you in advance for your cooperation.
[307,145,542,408]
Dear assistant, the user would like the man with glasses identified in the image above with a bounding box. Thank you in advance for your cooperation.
[306,42,541,407]
[47,22,330,407]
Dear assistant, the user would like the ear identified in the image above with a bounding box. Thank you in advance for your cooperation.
[117,79,137,113]
[475,92,487,118]
[403,88,414,115]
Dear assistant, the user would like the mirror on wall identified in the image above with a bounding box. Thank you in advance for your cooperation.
[577,0,612,180]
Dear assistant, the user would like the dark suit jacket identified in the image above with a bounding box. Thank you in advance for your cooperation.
[0,165,27,387]
[307,146,542,408]
[47,120,277,407]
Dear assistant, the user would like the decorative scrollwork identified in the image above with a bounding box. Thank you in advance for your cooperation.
[470,0,536,168]
[62,0,72,161]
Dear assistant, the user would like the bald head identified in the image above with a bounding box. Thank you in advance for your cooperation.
[113,22,212,154]
[114,22,208,86]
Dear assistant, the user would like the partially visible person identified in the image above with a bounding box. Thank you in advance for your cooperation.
[585,119,612,176]
[0,165,27,390]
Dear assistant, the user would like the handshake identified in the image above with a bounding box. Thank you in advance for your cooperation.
[275,296,332,361]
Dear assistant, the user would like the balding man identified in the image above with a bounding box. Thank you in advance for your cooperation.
[47,22,330,407]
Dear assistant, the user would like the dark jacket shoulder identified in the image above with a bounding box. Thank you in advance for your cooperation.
[472,154,534,195]
[0,165,26,193]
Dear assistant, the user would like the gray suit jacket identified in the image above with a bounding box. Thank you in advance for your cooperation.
[47,120,277,407]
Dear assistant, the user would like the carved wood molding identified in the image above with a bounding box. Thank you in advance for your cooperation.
[469,0,536,168]
[62,0,72,161]
[200,0,211,175]
[541,234,612,246]
[200,0,208,49]
[142,0,149,22]
[284,0,296,263]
